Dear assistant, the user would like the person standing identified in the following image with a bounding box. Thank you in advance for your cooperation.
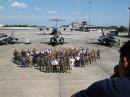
[71,40,130,97]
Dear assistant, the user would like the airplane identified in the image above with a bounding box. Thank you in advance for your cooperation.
[49,27,62,35]
[50,30,64,45]
[48,18,65,45]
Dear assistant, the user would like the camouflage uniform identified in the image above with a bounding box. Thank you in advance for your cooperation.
[96,49,101,59]
[91,49,96,61]
[13,49,19,64]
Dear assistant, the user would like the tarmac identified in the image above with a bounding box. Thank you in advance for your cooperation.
[0,28,128,97]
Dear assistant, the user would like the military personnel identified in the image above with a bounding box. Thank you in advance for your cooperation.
[118,39,121,46]
[80,53,86,67]
[20,57,26,68]
[28,54,33,68]
[86,49,91,64]
[91,49,96,61]
[96,49,101,59]
[51,58,59,73]
[13,48,101,72]
[20,49,27,68]
[59,58,64,73]
[32,48,36,53]
[27,49,30,53]
[75,56,80,67]
[33,51,38,67]
[41,54,46,72]
[13,49,19,64]
[37,52,43,71]
[65,57,70,73]
[46,55,51,73]
[21,49,26,57]
[69,56,75,70]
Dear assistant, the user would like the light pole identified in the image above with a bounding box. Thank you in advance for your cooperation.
[128,7,130,37]
[88,1,92,32]
[89,1,91,26]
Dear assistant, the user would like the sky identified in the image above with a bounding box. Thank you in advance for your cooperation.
[0,0,130,26]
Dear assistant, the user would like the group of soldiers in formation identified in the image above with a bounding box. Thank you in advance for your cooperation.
[13,48,101,73]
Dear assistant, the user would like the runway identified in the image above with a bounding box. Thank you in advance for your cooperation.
[0,28,127,97]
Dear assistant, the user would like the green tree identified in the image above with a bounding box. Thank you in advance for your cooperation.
[117,26,128,32]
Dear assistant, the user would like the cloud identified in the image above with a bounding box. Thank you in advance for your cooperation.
[48,10,57,14]
[34,6,40,10]
[11,1,27,8]
[0,6,5,10]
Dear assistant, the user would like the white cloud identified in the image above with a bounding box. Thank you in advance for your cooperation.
[34,6,40,10]
[0,6,5,10]
[48,10,57,14]
[11,1,27,8]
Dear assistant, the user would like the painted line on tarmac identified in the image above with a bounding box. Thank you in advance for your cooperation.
[58,73,62,97]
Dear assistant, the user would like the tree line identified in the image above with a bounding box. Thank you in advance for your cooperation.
[2,24,38,27]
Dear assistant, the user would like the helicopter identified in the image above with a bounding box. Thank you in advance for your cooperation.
[97,30,119,46]
[0,31,18,45]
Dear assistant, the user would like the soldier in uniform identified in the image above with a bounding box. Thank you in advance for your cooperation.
[87,49,92,64]
[27,49,30,54]
[13,49,19,64]
[80,53,86,67]
[41,53,46,72]
[118,39,121,46]
[32,50,38,67]
[59,58,63,73]
[96,49,101,59]
[69,56,75,70]
[20,49,27,68]
[28,53,33,68]
[91,49,96,61]
[46,54,51,73]
[37,52,43,71]
[32,48,36,53]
